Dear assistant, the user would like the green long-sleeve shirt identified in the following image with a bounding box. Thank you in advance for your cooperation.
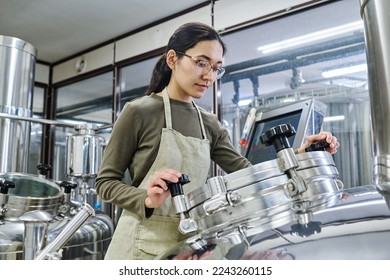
[95,94,251,218]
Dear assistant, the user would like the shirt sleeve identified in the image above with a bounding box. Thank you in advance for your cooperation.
[209,115,252,173]
[95,102,149,218]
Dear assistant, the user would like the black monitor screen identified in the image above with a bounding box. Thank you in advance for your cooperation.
[245,110,302,164]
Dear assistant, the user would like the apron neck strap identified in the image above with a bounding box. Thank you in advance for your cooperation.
[162,87,208,139]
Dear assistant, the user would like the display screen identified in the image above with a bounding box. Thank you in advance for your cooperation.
[245,110,302,164]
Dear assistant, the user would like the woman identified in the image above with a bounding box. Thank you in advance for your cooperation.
[95,22,339,260]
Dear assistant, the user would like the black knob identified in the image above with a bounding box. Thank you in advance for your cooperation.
[305,139,330,152]
[166,174,190,197]
[37,164,52,176]
[291,221,322,237]
[194,243,217,257]
[0,180,15,194]
[60,181,78,194]
[260,123,296,152]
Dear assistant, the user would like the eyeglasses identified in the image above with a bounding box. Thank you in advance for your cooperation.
[176,51,225,79]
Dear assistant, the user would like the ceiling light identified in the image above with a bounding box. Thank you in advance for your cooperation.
[238,99,253,107]
[324,115,345,122]
[321,63,367,78]
[257,21,364,54]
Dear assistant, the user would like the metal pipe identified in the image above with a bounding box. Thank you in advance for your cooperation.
[0,112,112,130]
[19,210,53,260]
[360,0,390,184]
[34,204,95,260]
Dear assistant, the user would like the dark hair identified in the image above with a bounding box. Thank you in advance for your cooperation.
[145,22,227,95]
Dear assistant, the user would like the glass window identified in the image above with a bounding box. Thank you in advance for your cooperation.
[220,0,369,188]
[53,71,113,181]
[119,57,158,109]
[28,86,45,175]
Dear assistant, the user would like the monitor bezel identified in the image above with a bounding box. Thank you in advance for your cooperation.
[244,99,319,160]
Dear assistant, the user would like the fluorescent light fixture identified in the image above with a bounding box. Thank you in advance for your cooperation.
[238,99,253,107]
[257,21,363,54]
[281,98,296,103]
[324,115,345,122]
[321,63,367,78]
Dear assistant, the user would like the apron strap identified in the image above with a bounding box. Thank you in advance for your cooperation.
[162,87,208,140]
[162,88,173,129]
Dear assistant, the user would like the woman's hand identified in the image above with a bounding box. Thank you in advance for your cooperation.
[145,169,182,209]
[297,131,340,154]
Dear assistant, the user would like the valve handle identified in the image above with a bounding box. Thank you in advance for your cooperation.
[260,123,296,152]
[37,163,52,176]
[166,174,190,197]
[0,180,15,194]
[59,181,78,194]
[291,221,322,237]
[305,139,330,152]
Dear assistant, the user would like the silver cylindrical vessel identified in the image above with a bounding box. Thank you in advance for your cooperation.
[0,35,37,173]
[0,172,63,221]
[66,123,105,178]
[360,0,390,184]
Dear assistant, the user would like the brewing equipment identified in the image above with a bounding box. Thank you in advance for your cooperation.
[0,36,114,260]
[0,35,36,173]
[65,123,107,210]
[159,124,344,259]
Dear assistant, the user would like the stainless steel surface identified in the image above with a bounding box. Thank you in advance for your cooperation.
[361,0,390,184]
[158,185,390,260]
[66,123,105,178]
[169,150,342,257]
[0,173,63,220]
[0,209,114,260]
[0,35,36,173]
[0,112,79,127]
[34,204,94,260]
[19,210,52,260]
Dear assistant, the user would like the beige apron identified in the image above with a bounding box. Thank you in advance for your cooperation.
[104,88,211,260]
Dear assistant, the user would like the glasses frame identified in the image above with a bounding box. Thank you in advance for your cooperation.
[175,51,225,79]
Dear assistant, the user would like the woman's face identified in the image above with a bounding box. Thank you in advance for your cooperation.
[167,40,224,102]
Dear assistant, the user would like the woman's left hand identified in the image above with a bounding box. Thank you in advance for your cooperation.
[298,131,340,154]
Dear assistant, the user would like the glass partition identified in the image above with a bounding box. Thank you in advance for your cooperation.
[219,0,370,188]
[53,71,113,181]
[28,86,45,175]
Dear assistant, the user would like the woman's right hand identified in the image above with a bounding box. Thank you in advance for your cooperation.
[145,169,182,209]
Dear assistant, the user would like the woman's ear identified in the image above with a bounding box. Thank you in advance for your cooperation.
[166,49,177,70]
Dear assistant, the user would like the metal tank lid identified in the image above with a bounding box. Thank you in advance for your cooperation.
[0,35,37,57]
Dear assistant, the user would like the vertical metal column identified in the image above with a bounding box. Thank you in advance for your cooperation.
[0,36,37,173]
[360,0,390,184]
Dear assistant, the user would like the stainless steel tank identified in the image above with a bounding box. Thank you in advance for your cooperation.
[158,185,390,260]
[65,123,105,178]
[0,35,36,173]
[0,173,63,220]
[158,140,344,260]
[0,172,114,260]
[65,123,112,215]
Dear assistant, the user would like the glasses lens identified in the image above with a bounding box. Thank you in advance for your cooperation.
[194,58,225,79]
[215,68,225,79]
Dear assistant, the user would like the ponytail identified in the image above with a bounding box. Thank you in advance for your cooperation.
[145,54,171,95]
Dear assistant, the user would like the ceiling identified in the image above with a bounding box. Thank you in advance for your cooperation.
[0,0,208,64]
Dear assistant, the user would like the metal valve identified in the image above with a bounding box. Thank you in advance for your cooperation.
[260,123,307,197]
[305,139,330,152]
[260,123,296,152]
[0,179,16,220]
[166,174,198,234]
